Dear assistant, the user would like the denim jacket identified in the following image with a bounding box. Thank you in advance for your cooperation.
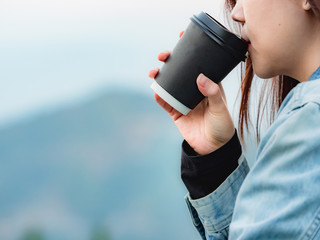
[185,67,320,239]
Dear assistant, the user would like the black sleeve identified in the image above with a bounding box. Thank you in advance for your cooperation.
[181,131,242,199]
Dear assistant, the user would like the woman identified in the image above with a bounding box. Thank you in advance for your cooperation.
[149,0,320,239]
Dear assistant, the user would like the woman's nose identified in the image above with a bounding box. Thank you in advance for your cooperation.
[231,1,245,24]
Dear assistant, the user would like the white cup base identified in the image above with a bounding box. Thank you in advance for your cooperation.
[151,81,191,115]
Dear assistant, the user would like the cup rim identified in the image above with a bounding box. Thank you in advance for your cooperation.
[190,12,248,61]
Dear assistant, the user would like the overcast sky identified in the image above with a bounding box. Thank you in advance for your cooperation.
[0,0,241,126]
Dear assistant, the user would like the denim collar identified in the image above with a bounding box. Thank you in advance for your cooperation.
[309,66,320,81]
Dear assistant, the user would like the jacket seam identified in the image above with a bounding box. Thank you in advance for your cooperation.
[191,159,248,209]
[300,205,320,240]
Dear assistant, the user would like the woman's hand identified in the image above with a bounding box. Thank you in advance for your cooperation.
[148,34,235,155]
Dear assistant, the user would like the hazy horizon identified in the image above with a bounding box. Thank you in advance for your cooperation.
[0,0,229,127]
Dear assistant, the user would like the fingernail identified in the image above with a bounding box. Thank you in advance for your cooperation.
[197,73,207,88]
[148,68,159,78]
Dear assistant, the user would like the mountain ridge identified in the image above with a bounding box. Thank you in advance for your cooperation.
[0,88,199,240]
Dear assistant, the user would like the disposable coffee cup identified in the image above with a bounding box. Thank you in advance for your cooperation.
[151,12,248,115]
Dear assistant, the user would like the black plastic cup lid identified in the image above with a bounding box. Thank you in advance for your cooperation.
[190,12,248,61]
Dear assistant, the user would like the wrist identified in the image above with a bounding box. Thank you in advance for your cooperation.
[181,130,242,199]
[194,128,236,156]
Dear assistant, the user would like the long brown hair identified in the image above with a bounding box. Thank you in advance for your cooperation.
[223,0,320,142]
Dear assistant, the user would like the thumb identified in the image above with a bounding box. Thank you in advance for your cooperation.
[196,73,226,113]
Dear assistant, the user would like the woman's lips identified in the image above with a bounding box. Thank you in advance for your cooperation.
[241,38,251,45]
[241,38,251,57]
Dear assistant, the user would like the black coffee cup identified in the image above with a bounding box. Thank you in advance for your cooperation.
[151,12,248,115]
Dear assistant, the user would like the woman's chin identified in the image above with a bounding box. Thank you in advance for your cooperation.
[253,64,278,79]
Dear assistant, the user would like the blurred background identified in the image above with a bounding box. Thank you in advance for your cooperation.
[0,0,258,239]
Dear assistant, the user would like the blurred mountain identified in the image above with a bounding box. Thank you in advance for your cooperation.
[0,89,200,240]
